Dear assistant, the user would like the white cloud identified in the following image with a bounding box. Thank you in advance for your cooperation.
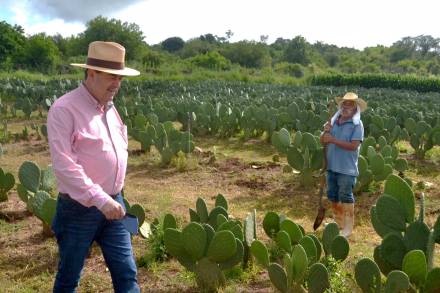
[115,0,440,48]
[30,0,144,22]
[25,19,85,37]
[10,1,28,25]
[4,0,440,48]
[7,1,85,37]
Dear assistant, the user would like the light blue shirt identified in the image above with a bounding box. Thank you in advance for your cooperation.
[327,118,364,176]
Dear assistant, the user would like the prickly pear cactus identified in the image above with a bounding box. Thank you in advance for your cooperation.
[356,137,408,193]
[189,194,229,230]
[18,161,41,193]
[271,129,323,188]
[252,213,348,293]
[163,194,244,292]
[0,167,15,202]
[356,174,440,291]
[355,258,381,293]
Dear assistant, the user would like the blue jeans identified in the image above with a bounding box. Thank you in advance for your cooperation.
[327,170,356,203]
[52,193,140,293]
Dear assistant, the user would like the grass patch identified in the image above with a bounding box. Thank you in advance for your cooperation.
[1,120,440,291]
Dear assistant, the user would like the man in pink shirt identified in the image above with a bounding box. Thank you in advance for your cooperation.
[48,41,140,292]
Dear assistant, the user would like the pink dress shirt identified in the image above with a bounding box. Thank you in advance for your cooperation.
[47,83,128,209]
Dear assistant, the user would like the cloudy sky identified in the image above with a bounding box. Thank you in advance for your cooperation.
[0,0,439,49]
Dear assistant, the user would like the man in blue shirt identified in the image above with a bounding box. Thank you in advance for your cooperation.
[320,92,367,238]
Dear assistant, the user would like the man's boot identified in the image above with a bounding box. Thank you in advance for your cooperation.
[332,202,344,230]
[341,203,354,238]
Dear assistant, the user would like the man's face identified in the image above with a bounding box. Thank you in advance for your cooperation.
[340,100,357,119]
[88,70,123,105]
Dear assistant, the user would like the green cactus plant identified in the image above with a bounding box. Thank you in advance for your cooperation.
[16,161,60,236]
[252,213,350,292]
[356,174,440,291]
[0,167,15,202]
[355,258,382,293]
[405,118,440,159]
[131,120,195,164]
[383,270,410,293]
[190,194,229,229]
[163,194,245,292]
[356,137,408,193]
[307,262,330,293]
[242,209,257,269]
[271,129,323,188]
[18,160,41,193]
[123,197,150,236]
[164,222,242,292]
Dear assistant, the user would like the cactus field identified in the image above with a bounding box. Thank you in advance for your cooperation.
[1,80,440,292]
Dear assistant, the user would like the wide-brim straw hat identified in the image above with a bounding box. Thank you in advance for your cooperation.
[335,92,367,112]
[71,41,140,76]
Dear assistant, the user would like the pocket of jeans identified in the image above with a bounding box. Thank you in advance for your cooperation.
[59,196,91,217]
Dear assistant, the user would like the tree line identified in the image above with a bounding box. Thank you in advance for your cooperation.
[2,16,440,78]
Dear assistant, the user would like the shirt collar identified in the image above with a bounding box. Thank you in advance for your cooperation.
[79,83,107,112]
[337,116,353,125]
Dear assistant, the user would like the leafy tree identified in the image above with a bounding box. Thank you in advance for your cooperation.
[19,33,60,73]
[142,49,164,68]
[390,37,416,62]
[64,36,83,58]
[225,30,234,41]
[260,35,269,43]
[361,63,381,73]
[198,33,218,44]
[189,51,231,70]
[283,36,310,65]
[271,37,290,50]
[338,58,360,74]
[274,62,304,77]
[389,47,413,63]
[396,59,423,74]
[51,33,69,57]
[325,53,339,67]
[427,59,440,75]
[414,35,439,56]
[161,37,185,53]
[179,39,214,58]
[78,16,146,60]
[0,21,25,68]
[221,41,271,68]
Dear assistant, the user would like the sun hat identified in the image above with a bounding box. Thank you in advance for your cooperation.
[335,92,367,112]
[71,41,140,76]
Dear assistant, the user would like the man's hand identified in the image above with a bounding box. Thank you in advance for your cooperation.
[323,122,332,133]
[321,133,334,144]
[100,198,125,220]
